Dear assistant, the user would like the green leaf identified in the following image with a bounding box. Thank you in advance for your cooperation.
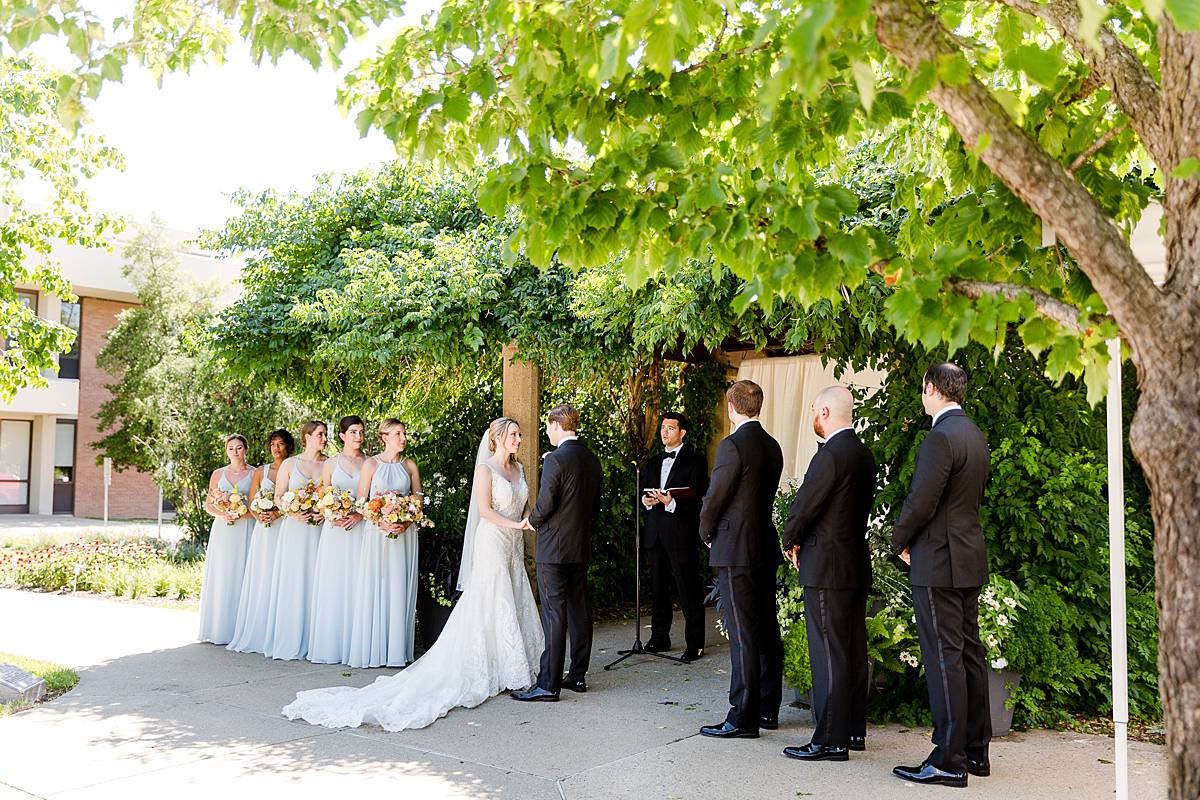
[647,142,686,171]
[1166,0,1200,29]
[1170,156,1200,179]
[645,23,676,77]
[827,230,871,266]
[1075,0,1107,52]
[1009,44,1062,88]
[851,59,875,113]
[442,94,471,123]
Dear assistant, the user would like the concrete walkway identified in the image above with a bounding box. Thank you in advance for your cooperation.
[0,588,1167,799]
[0,516,184,546]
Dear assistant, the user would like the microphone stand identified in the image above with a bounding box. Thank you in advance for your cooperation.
[606,456,686,670]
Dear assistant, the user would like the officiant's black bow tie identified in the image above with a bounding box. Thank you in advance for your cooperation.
[663,452,676,460]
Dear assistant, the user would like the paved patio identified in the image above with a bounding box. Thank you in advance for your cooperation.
[0,588,1167,799]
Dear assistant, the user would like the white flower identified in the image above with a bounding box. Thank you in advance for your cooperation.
[986,597,1002,609]
[991,657,1008,670]
[900,651,920,668]
[986,634,999,648]
[1004,597,1018,609]
[997,614,1009,627]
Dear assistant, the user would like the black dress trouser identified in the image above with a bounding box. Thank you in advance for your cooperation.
[912,584,992,772]
[717,564,783,729]
[535,562,593,692]
[803,586,869,747]
[647,541,706,652]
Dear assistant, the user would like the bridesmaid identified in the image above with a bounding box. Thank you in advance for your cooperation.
[263,420,328,661]
[228,429,293,654]
[307,416,367,664]
[348,419,421,668]
[197,435,256,645]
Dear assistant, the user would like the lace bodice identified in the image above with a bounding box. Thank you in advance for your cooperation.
[484,462,527,522]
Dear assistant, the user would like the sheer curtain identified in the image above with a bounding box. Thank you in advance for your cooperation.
[735,355,886,484]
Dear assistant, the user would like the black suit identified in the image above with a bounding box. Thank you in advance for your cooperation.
[639,446,709,651]
[781,429,876,748]
[529,438,603,693]
[699,419,785,730]
[891,408,991,773]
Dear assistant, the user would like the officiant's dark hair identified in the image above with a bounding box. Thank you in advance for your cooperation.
[662,412,689,432]
[547,404,580,432]
[726,380,764,416]
[923,362,968,405]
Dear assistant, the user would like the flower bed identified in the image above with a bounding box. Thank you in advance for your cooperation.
[1,539,204,600]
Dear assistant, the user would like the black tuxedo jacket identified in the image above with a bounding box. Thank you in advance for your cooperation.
[890,409,990,588]
[529,439,603,564]
[781,430,877,589]
[639,446,709,551]
[699,420,785,568]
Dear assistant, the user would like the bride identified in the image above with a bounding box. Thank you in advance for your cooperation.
[282,417,545,731]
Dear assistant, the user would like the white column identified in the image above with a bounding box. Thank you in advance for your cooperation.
[1106,338,1128,800]
[28,416,55,514]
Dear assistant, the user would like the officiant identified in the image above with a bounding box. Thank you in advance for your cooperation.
[639,412,709,662]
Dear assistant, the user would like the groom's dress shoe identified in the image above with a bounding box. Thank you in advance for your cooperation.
[783,743,849,762]
[700,722,759,739]
[892,762,968,788]
[759,716,779,730]
[562,678,587,693]
[511,687,559,702]
[967,759,990,777]
[644,641,671,653]
[681,648,704,663]
[849,735,866,752]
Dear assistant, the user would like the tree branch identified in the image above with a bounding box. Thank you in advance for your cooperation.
[991,0,1167,166]
[873,0,1162,347]
[1069,122,1128,172]
[944,279,1105,334]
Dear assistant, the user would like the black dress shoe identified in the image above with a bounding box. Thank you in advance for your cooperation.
[700,721,759,739]
[681,648,704,663]
[562,678,587,693]
[511,687,559,702]
[783,743,849,762]
[892,762,968,788]
[848,736,865,752]
[644,641,671,653]
[967,759,990,777]
[759,716,779,730]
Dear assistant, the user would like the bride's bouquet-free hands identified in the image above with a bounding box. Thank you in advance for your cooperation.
[209,489,248,526]
[249,488,278,527]
[279,479,323,525]
[357,492,434,538]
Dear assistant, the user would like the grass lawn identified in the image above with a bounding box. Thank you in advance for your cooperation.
[0,652,79,716]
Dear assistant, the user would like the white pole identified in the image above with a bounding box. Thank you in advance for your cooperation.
[1106,337,1129,800]
[156,486,163,540]
[102,457,111,529]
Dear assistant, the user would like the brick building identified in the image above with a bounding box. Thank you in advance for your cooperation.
[2,226,241,518]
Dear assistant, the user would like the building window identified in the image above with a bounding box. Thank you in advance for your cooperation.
[3,290,38,351]
[58,300,81,380]
[53,419,76,514]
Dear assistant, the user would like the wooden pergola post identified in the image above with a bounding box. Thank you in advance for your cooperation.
[502,343,541,563]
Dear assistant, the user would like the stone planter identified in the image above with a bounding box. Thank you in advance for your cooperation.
[987,668,1022,736]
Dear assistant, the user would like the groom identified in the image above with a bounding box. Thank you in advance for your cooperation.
[513,403,603,702]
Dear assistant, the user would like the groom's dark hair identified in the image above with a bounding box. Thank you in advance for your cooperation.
[547,404,580,433]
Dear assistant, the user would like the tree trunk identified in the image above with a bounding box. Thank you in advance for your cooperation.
[1130,342,1200,800]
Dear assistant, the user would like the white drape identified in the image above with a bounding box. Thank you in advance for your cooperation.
[735,355,886,484]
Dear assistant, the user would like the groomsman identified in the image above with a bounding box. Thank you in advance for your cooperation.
[640,413,709,662]
[891,363,991,788]
[780,386,876,763]
[698,380,785,739]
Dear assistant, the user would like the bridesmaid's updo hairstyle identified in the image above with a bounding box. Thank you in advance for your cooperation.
[379,418,405,434]
[300,420,327,446]
[487,417,520,464]
[338,415,365,435]
[225,434,248,449]
[267,429,294,457]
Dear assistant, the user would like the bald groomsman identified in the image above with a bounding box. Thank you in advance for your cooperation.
[779,386,876,763]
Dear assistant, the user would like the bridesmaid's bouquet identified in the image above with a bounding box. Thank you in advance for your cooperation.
[317,487,357,523]
[279,479,323,525]
[249,489,277,527]
[357,492,433,538]
[209,489,248,526]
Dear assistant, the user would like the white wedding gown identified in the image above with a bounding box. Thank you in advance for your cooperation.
[282,462,544,731]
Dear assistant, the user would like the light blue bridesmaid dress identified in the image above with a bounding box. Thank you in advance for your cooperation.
[263,457,323,661]
[307,456,365,664]
[347,456,419,668]
[197,467,255,645]
[228,464,278,654]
